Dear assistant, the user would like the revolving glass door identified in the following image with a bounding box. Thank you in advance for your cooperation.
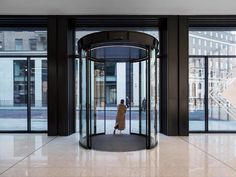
[78,31,159,149]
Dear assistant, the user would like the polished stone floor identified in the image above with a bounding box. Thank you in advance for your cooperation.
[1,134,236,177]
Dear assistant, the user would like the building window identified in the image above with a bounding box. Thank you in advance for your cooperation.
[15,39,23,50]
[192,83,196,97]
[29,38,37,51]
[215,61,219,69]
[42,60,47,106]
[198,83,202,89]
[198,49,201,55]
[0,41,3,51]
[193,37,195,45]
[198,39,201,45]
[210,71,214,77]
[198,93,201,98]
[221,44,223,50]
[199,70,202,77]
[13,60,35,106]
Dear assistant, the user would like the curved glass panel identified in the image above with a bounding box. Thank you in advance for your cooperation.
[79,50,88,147]
[141,61,147,135]
[130,62,140,134]
[89,46,147,62]
[93,62,105,134]
[150,49,157,148]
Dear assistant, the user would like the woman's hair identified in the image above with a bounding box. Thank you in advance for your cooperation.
[120,99,124,104]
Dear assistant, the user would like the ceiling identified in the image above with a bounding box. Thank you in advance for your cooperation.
[0,0,236,15]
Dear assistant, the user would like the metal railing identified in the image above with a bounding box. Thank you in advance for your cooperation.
[189,55,236,121]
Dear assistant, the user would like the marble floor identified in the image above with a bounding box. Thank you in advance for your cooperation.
[1,134,236,177]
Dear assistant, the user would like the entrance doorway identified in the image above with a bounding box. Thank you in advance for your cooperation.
[77,31,159,150]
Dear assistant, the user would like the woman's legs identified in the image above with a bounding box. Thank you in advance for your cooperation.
[113,122,119,135]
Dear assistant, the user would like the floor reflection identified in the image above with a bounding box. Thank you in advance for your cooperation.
[1,133,236,177]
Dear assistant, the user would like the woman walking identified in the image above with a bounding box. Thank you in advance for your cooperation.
[113,99,127,134]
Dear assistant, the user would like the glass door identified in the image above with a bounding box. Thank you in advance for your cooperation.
[91,62,106,135]
[130,62,140,134]
[129,61,148,136]
[79,50,89,148]
[140,61,147,136]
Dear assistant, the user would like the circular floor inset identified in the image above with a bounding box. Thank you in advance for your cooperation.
[91,134,146,152]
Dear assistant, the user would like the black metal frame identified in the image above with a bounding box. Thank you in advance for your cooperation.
[189,55,236,133]
[0,15,191,136]
[129,61,132,135]
[0,55,47,133]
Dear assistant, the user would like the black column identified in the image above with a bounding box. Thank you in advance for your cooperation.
[48,16,58,136]
[160,16,179,136]
[48,17,75,136]
[178,16,189,136]
[57,17,76,136]
[160,16,189,136]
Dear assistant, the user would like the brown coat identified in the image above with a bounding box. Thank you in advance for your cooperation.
[115,104,127,130]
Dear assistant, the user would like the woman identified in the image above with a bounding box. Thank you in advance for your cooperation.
[113,99,127,134]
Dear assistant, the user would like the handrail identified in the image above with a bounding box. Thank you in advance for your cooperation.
[189,54,236,121]
[189,55,236,58]
[0,55,47,58]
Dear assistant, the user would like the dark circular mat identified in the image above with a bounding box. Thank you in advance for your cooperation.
[91,134,146,152]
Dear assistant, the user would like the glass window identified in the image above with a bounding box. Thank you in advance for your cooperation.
[31,58,47,130]
[199,70,202,77]
[189,58,205,131]
[0,58,27,130]
[198,49,201,55]
[189,27,236,132]
[198,83,202,89]
[29,38,37,51]
[198,39,201,45]
[15,39,23,50]
[0,41,3,51]
[0,29,47,131]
